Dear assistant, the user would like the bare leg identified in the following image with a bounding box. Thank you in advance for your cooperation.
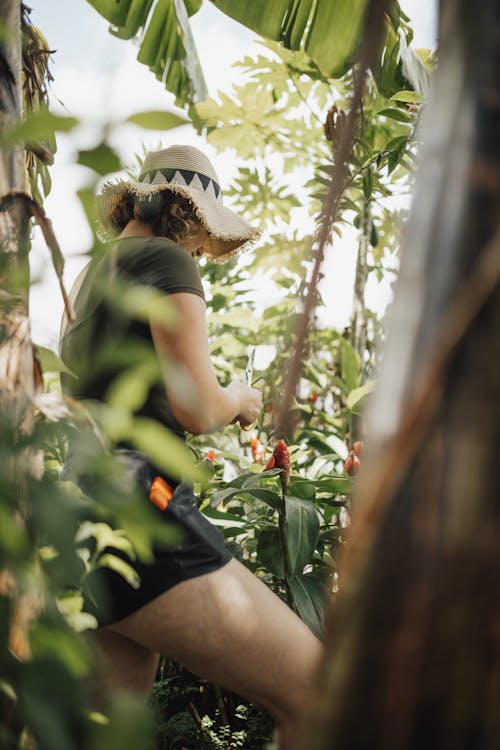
[85,627,159,709]
[109,558,323,750]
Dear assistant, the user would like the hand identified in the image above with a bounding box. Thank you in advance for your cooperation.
[226,381,263,427]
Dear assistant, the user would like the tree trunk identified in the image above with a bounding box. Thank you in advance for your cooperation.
[0,0,41,662]
[0,0,33,414]
[302,0,500,748]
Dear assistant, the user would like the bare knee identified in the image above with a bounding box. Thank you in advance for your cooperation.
[259,631,323,747]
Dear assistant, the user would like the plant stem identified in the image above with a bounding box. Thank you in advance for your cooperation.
[278,491,294,610]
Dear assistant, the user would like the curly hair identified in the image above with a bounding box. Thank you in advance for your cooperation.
[112,190,204,245]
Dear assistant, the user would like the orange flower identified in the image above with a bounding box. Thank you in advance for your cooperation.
[250,435,265,463]
[206,449,216,461]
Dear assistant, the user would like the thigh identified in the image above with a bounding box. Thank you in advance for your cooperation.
[109,558,322,719]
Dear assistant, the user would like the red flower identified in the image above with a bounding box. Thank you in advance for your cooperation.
[345,450,361,476]
[264,454,275,471]
[206,449,216,461]
[265,439,291,488]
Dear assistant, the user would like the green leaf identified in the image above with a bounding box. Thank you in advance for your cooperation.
[209,484,282,511]
[256,527,285,578]
[30,623,89,678]
[105,360,161,412]
[202,506,246,530]
[285,495,320,577]
[306,0,367,77]
[126,110,190,130]
[341,339,360,392]
[389,90,423,103]
[345,379,376,413]
[210,0,369,79]
[98,408,205,483]
[1,109,78,147]
[89,693,154,750]
[97,553,141,589]
[288,572,325,638]
[35,346,76,377]
[19,656,86,750]
[377,107,413,123]
[314,476,352,495]
[88,0,207,105]
[78,143,122,175]
[76,522,136,558]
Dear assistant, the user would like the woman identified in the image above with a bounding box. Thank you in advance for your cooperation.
[60,144,321,749]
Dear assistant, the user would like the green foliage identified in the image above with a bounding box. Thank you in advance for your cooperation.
[0,7,435,749]
[86,0,207,105]
[150,662,274,749]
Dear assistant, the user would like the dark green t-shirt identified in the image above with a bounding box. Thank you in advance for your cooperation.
[59,236,205,438]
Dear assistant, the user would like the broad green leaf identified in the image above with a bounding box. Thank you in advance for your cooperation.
[341,339,360,392]
[211,0,368,79]
[256,527,285,578]
[209,485,282,510]
[19,657,86,750]
[89,693,154,750]
[306,0,367,78]
[389,90,423,103]
[106,282,177,327]
[128,417,206,482]
[289,572,326,637]
[345,379,376,413]
[87,0,207,105]
[105,360,161,412]
[314,476,352,495]
[288,478,315,501]
[98,408,205,483]
[202,506,246,529]
[1,109,78,147]
[30,624,90,678]
[78,143,122,175]
[285,495,320,577]
[126,110,190,130]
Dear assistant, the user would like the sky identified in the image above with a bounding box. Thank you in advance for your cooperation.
[28,0,438,351]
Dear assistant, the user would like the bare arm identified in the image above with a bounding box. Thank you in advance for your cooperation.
[150,293,262,435]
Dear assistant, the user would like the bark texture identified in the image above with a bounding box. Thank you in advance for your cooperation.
[302,1,500,748]
[0,0,41,662]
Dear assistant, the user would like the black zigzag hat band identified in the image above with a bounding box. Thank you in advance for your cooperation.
[139,167,221,199]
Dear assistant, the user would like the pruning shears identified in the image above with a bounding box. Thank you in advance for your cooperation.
[240,346,257,432]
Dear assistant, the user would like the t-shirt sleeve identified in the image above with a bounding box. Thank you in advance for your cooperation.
[120,238,205,300]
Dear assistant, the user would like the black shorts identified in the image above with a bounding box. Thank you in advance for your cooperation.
[67,450,232,628]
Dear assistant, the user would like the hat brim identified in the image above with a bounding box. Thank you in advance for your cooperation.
[98,180,261,263]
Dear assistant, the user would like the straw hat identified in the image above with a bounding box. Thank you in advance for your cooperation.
[98,144,261,262]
